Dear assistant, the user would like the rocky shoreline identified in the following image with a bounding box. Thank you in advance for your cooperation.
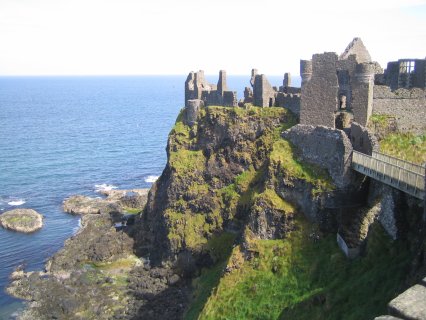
[7,188,191,319]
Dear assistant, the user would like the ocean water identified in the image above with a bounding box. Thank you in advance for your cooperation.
[0,74,294,318]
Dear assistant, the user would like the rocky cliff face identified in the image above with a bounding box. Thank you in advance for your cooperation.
[135,106,335,269]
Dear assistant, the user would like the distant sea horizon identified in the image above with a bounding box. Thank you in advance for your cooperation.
[0,75,297,318]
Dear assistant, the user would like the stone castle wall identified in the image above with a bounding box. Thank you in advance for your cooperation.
[275,92,300,118]
[300,53,339,128]
[282,124,354,189]
[372,86,426,134]
[349,122,378,155]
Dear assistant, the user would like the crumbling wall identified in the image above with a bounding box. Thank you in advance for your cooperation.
[385,59,426,90]
[184,99,203,126]
[339,37,372,64]
[282,124,354,189]
[185,70,237,108]
[352,63,375,126]
[253,74,276,107]
[300,53,339,128]
[350,122,378,155]
[336,55,358,111]
[223,91,237,107]
[275,93,300,118]
[373,86,426,134]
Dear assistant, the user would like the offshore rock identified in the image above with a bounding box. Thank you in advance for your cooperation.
[63,195,122,215]
[100,188,149,209]
[0,209,43,233]
[63,188,149,215]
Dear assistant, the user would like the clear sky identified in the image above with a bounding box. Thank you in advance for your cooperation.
[0,0,425,76]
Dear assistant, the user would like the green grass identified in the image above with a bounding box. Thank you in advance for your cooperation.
[270,139,334,193]
[196,218,412,320]
[4,216,34,224]
[169,149,206,175]
[369,114,394,127]
[123,207,142,214]
[91,255,139,271]
[379,132,426,165]
[185,233,237,320]
[172,119,192,145]
[165,208,224,251]
[253,188,295,214]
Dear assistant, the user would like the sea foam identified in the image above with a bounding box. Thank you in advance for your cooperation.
[144,175,159,183]
[7,200,26,206]
[94,184,118,192]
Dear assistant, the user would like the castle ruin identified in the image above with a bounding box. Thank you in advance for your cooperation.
[299,38,378,128]
[184,37,425,134]
[184,70,238,108]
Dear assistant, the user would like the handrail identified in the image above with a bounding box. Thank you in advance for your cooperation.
[371,151,425,175]
[351,151,425,200]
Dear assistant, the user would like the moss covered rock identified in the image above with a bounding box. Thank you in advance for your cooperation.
[0,209,43,233]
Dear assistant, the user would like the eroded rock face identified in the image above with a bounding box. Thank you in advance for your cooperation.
[0,209,43,233]
[137,106,296,263]
[282,124,354,189]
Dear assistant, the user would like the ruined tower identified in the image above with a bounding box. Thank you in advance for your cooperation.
[352,63,375,126]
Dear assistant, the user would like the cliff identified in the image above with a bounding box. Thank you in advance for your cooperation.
[7,104,425,320]
[134,106,335,265]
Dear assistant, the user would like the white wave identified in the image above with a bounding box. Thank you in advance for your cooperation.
[8,200,26,206]
[144,175,159,183]
[94,183,118,192]
[72,218,82,234]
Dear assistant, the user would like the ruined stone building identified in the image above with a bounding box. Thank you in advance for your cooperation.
[184,69,301,118]
[299,38,377,128]
[184,70,238,108]
[184,38,425,133]
[381,58,426,90]
[299,38,425,133]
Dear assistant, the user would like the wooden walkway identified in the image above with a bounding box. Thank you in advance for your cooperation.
[351,151,425,200]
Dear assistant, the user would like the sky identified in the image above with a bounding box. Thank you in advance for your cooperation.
[0,0,425,76]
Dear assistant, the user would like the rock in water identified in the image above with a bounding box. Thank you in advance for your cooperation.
[0,209,43,233]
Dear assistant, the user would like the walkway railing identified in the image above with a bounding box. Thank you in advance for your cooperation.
[351,151,425,200]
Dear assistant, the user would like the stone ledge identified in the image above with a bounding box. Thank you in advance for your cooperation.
[388,284,426,320]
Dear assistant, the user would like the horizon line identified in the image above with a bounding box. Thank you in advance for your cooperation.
[0,73,300,78]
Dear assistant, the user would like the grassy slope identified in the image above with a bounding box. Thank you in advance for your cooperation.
[369,114,426,164]
[379,133,426,165]
[181,108,413,320]
[197,219,411,320]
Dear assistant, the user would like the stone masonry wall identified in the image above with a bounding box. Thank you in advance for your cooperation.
[253,74,276,107]
[282,124,354,189]
[349,122,378,155]
[372,86,426,134]
[300,53,339,128]
[276,93,301,118]
[351,63,375,126]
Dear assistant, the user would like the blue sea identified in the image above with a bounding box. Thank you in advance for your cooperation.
[0,75,295,318]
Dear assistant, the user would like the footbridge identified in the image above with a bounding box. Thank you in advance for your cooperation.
[351,151,425,200]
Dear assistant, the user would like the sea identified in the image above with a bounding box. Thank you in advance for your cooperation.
[0,74,297,319]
